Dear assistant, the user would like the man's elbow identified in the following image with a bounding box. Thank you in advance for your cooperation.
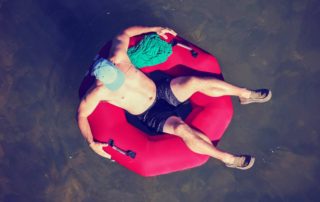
[121,26,143,37]
[116,32,129,42]
[76,106,88,122]
[75,111,81,122]
[77,111,87,121]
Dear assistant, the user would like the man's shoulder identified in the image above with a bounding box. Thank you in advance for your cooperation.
[81,84,106,100]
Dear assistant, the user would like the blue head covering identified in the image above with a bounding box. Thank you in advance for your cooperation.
[91,58,125,91]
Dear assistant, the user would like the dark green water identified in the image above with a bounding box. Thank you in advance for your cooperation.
[0,0,319,201]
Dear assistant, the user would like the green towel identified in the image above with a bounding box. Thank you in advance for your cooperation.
[127,34,172,68]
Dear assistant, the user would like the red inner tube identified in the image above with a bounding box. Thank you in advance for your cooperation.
[78,34,234,176]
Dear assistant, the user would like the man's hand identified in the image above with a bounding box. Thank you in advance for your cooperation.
[156,27,177,39]
[89,142,111,159]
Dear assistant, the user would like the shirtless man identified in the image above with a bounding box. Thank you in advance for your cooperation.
[77,26,272,170]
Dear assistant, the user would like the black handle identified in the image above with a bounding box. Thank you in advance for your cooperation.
[108,139,136,159]
[170,39,198,58]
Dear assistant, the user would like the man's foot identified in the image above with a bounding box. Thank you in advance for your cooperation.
[240,89,272,105]
[225,155,255,170]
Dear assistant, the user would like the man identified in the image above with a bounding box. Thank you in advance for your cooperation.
[77,26,272,170]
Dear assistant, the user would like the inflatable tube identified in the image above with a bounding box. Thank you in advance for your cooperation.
[79,34,234,177]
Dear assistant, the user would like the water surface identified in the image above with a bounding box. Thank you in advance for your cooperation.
[0,0,319,201]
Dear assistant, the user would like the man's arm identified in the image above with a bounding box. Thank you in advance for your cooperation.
[77,88,110,159]
[77,88,101,144]
[122,26,176,38]
[109,26,177,63]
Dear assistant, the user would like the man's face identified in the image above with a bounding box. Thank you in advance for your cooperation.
[95,66,118,84]
[91,58,125,91]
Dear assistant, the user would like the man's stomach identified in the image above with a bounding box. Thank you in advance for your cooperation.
[108,91,156,115]
[107,79,157,115]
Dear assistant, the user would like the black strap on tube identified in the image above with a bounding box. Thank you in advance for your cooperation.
[108,139,136,159]
[169,39,198,58]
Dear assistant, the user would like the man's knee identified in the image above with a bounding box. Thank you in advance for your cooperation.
[163,116,189,135]
[163,116,184,135]
[164,117,207,149]
[174,124,204,148]
[173,121,188,134]
[172,121,198,140]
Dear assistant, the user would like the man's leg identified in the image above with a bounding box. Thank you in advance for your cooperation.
[170,76,271,103]
[163,116,255,169]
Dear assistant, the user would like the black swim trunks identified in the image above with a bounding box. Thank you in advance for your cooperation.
[134,73,183,134]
